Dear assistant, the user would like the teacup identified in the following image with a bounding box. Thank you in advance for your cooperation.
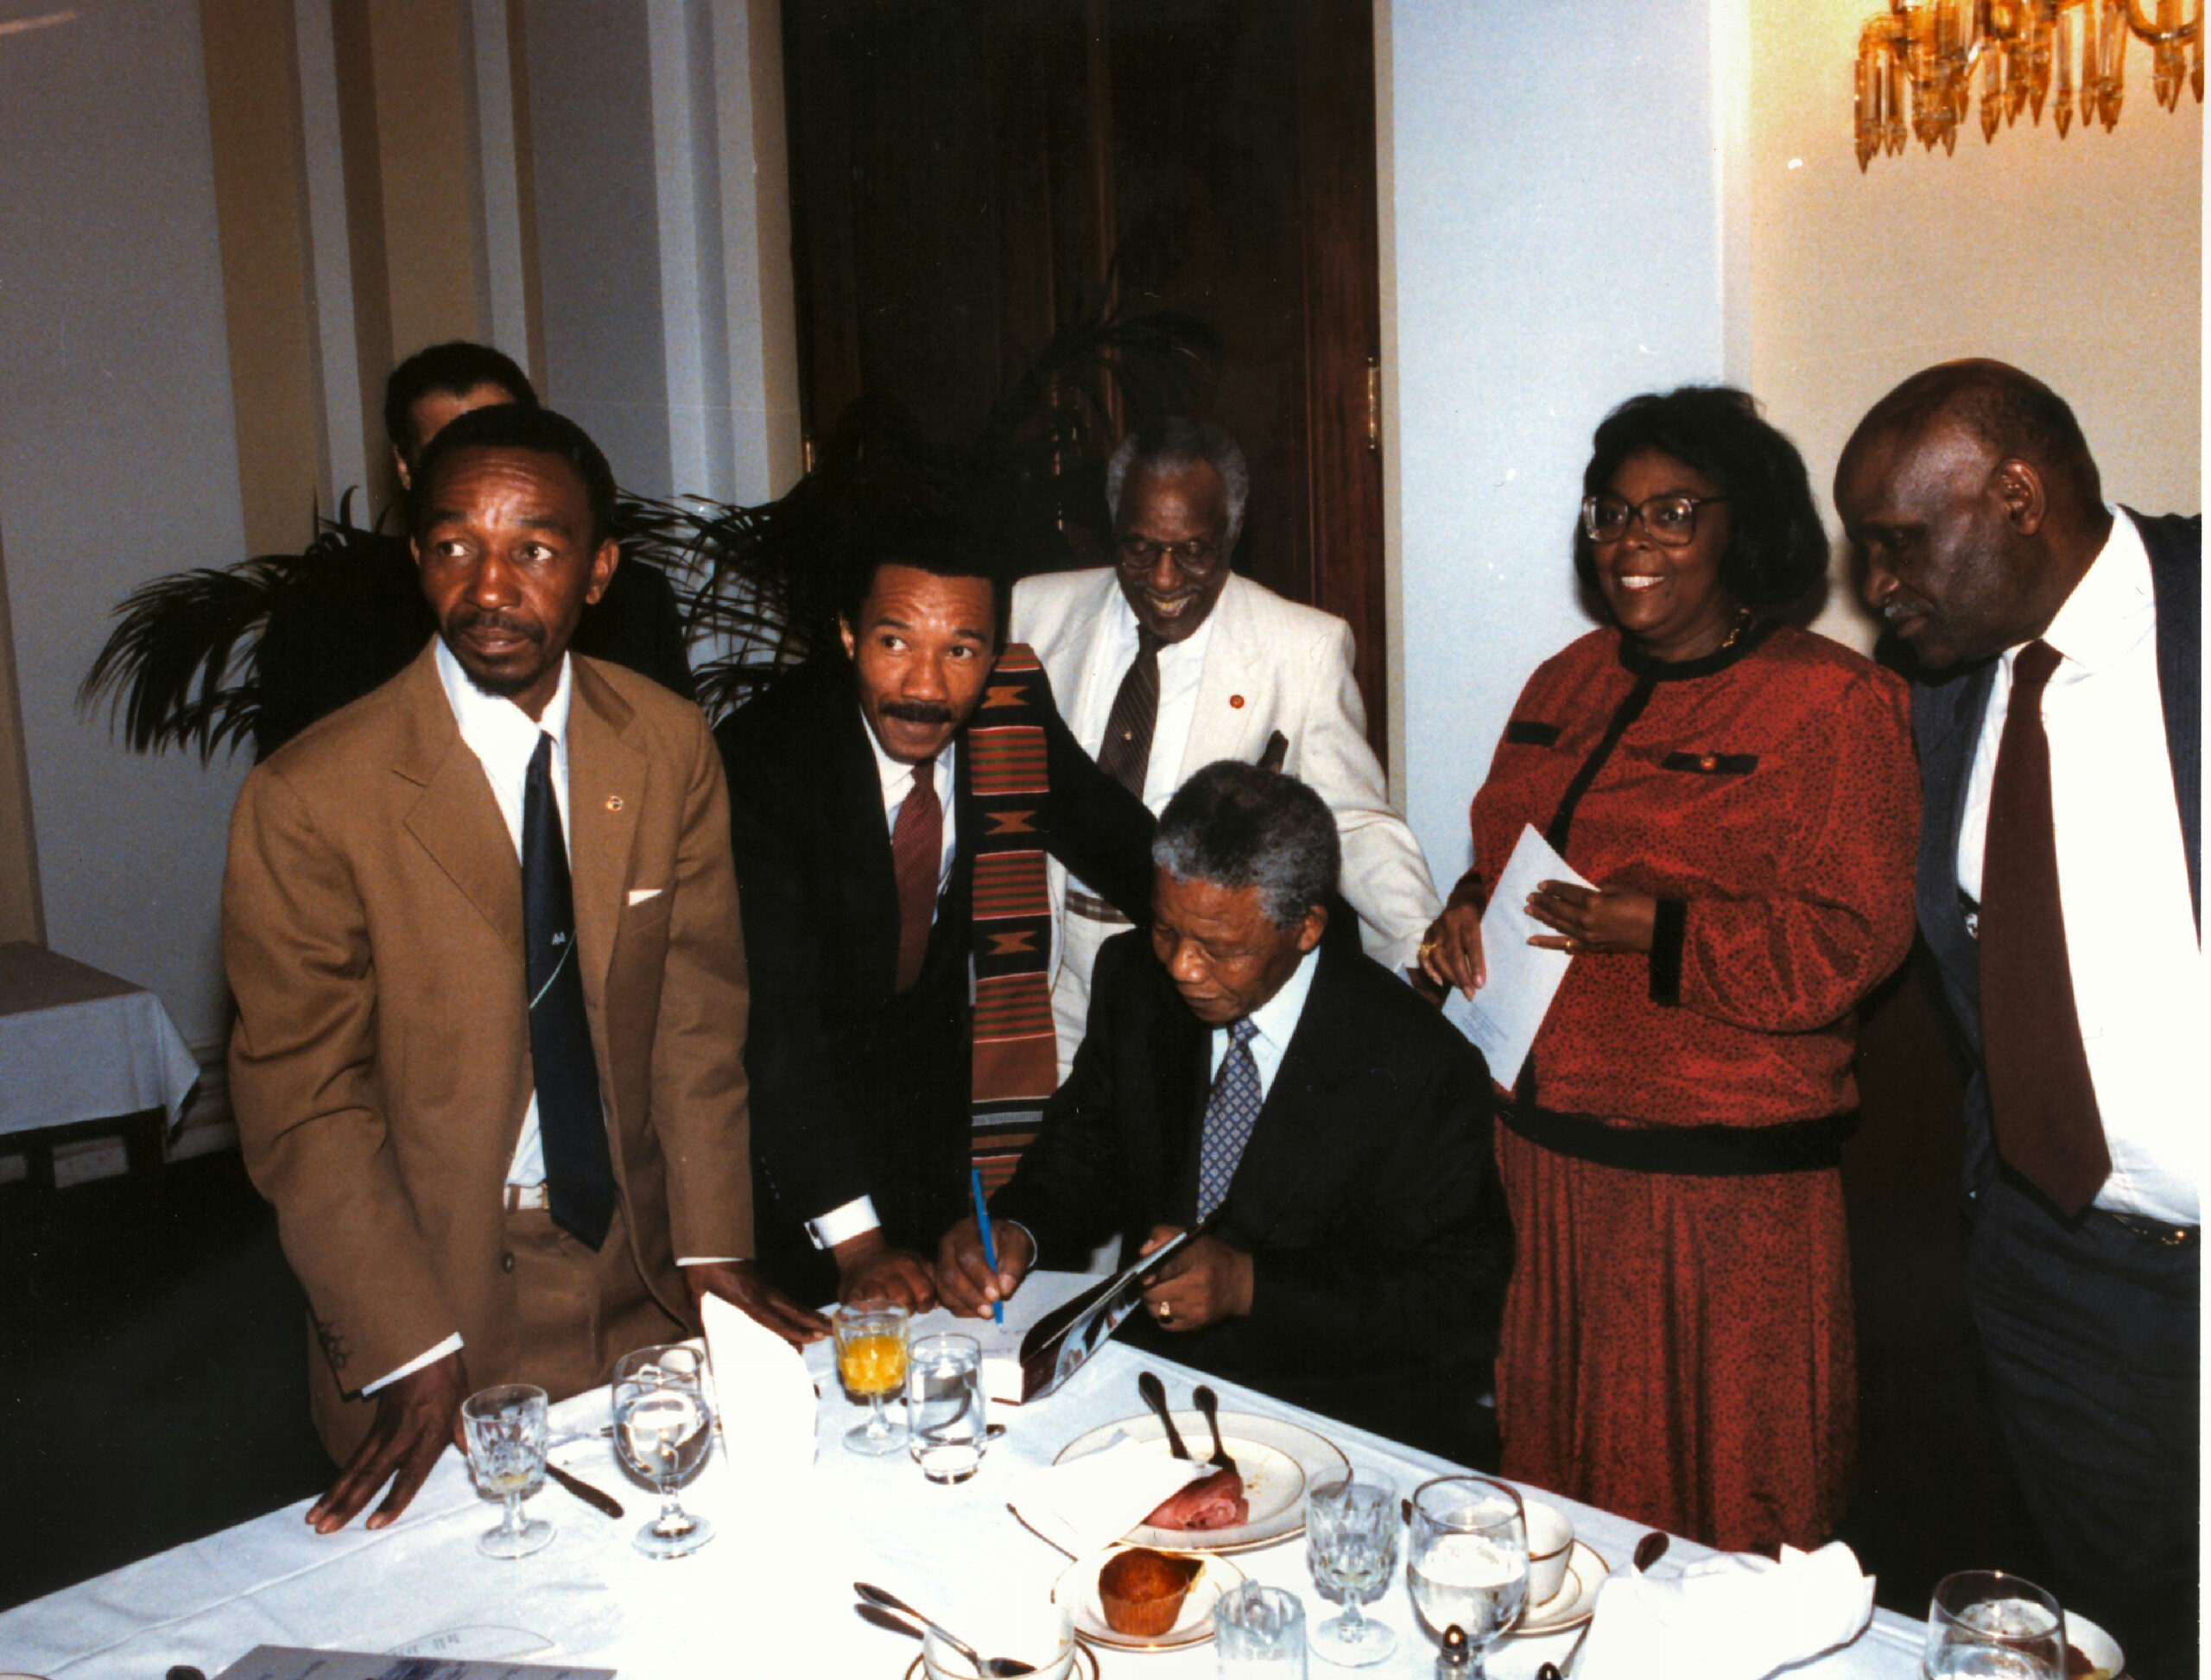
[1523,1499,1575,1607]
[922,1601,1076,1680]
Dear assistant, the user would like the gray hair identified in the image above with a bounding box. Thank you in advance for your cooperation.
[1106,418,1251,550]
[1153,761,1339,930]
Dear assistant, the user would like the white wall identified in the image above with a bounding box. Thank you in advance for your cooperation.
[1381,3,1728,886]
[0,2,250,1047]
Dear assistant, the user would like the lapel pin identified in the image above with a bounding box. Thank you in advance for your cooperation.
[605,796,624,812]
[1230,694,1245,708]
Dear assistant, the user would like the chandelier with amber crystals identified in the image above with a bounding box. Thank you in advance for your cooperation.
[1855,0,2202,168]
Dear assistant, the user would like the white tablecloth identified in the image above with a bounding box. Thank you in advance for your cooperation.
[0,941,200,1138]
[0,1340,1926,1678]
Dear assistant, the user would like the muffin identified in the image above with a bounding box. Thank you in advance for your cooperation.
[1098,1547,1201,1639]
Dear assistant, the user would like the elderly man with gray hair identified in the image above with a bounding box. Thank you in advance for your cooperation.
[935,761,1509,1463]
[1014,417,1444,1080]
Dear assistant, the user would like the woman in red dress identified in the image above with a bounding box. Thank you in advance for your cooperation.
[1420,387,1918,1551]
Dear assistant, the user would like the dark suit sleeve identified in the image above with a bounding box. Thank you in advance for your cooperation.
[578,561,697,702]
[1241,1041,1508,1373]
[718,717,880,1227]
[989,940,1138,1263]
[1036,678,1156,920]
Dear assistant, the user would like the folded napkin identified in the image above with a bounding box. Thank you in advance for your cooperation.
[1577,1540,1875,1680]
[1009,1433,1210,1556]
[700,1290,818,1485]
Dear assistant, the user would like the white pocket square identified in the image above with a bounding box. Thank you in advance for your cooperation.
[626,887,664,906]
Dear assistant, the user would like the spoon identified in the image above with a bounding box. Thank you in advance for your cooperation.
[853,1582,1037,1677]
[1192,1384,1237,1473]
[1136,1370,1192,1460]
[1541,1531,1669,1680]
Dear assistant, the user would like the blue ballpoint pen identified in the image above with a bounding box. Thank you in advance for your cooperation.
[970,1167,1004,1325]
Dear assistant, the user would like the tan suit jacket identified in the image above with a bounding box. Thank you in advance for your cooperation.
[224,643,751,1455]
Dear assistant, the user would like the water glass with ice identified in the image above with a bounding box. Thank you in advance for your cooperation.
[1406,1475,1528,1679]
[906,1332,987,1484]
[1922,1571,2064,1680]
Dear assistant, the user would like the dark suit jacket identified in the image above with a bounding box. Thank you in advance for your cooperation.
[253,535,696,760]
[716,653,1156,1301]
[992,930,1511,1463]
[1913,509,2201,1200]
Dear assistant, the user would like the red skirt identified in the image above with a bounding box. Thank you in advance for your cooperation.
[1493,1124,1857,1553]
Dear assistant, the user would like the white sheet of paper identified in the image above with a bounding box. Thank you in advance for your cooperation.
[700,1289,818,1485]
[1441,823,1593,1084]
[904,1267,1099,1404]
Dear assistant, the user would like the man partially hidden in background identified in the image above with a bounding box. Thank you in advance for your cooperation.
[937,763,1510,1464]
[1838,358,2201,1679]
[225,404,813,1533]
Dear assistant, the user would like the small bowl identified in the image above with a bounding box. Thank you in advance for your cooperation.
[1524,1499,1575,1607]
[922,1601,1076,1680]
[2063,1610,2125,1680]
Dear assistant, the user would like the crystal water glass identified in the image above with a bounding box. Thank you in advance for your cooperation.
[1306,1469,1401,1666]
[462,1383,553,1559]
[1406,1476,1529,1679]
[1922,1571,2064,1680]
[1216,1582,1308,1676]
[611,1344,715,1558]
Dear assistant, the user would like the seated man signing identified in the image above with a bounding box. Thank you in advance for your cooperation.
[937,762,1511,1464]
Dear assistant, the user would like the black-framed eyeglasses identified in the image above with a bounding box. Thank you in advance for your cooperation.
[1116,535,1225,578]
[1580,493,1729,547]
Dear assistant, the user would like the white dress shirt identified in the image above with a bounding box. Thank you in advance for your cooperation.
[803,720,960,1251]
[1208,944,1321,1102]
[1076,593,1217,812]
[1955,510,2204,1224]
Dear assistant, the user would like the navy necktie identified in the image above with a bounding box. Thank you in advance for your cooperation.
[524,732,615,1248]
[1197,1018,1264,1220]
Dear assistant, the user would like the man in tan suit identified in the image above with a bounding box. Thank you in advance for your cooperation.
[225,403,818,1535]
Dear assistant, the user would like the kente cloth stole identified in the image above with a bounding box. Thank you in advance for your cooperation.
[966,643,1060,1193]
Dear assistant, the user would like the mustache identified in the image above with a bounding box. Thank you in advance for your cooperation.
[878,699,955,726]
[449,607,545,645]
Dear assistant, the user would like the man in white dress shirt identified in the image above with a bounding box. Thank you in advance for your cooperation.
[1013,418,1442,1075]
[225,406,814,1535]
[1839,360,2201,1678]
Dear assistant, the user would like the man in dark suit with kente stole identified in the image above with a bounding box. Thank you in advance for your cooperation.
[1839,359,2201,1680]
[937,762,1511,1465]
[717,519,1156,1311]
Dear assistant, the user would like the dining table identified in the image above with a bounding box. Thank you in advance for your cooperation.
[0,1329,1929,1679]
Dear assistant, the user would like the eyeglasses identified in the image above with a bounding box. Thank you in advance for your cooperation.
[1580,492,1729,547]
[1116,535,1224,578]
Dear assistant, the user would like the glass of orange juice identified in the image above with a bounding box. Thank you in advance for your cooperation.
[832,1303,911,1455]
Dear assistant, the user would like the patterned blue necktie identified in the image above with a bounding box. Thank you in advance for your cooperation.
[1197,1018,1264,1220]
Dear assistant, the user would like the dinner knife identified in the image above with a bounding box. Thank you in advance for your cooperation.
[545,1460,625,1519]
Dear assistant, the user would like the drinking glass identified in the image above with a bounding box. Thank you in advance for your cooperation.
[611,1344,715,1558]
[1922,1571,2065,1680]
[1405,1476,1528,1679]
[1215,1582,1308,1676]
[833,1302,911,1456]
[1305,1470,1401,1666]
[461,1383,553,1559]
[907,1332,986,1483]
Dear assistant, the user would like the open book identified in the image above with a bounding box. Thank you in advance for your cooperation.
[908,1227,1207,1405]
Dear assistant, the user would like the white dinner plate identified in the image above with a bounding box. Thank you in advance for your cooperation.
[2065,1609,2126,1680]
[1053,1410,1348,1553]
[1510,1539,1612,1638]
[1053,1544,1249,1653]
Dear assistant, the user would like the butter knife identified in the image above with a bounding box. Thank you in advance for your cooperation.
[545,1460,624,1518]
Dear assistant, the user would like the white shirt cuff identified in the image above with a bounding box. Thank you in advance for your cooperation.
[807,1195,881,1250]
[362,1332,463,1396]
[676,1256,741,1266]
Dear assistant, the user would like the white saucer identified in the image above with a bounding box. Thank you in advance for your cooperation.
[1511,1539,1611,1637]
[2065,1609,2125,1680]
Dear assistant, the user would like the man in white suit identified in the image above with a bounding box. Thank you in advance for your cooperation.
[1014,417,1443,1075]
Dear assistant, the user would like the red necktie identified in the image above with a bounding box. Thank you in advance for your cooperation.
[1978,639,2111,1216]
[890,755,942,992]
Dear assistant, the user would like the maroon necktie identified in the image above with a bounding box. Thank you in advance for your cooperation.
[1978,639,2111,1216]
[890,755,942,992]
[1094,628,1164,797]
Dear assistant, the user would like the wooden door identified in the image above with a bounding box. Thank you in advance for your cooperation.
[780,0,1390,751]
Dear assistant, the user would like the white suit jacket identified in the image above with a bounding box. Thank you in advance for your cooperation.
[1011,567,1442,976]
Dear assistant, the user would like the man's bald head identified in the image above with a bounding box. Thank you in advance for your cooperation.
[1836,359,2111,670]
